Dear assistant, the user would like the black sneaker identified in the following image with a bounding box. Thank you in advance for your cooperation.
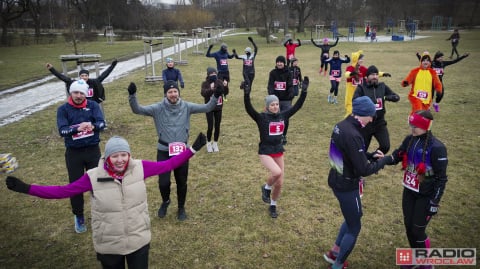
[157,200,170,218]
[261,185,271,203]
[269,205,278,218]
[177,207,187,221]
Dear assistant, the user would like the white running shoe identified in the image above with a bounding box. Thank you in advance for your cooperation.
[212,141,219,152]
[206,142,213,153]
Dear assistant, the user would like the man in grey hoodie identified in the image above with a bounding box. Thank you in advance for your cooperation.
[128,80,222,221]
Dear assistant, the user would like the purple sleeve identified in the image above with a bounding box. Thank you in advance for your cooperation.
[142,149,194,178]
[28,174,93,199]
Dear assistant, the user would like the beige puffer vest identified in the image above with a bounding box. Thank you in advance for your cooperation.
[88,159,151,255]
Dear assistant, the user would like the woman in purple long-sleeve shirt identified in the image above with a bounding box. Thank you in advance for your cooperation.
[6,133,206,269]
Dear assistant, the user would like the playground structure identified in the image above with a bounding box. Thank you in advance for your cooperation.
[59,54,101,97]
[105,26,114,44]
[191,28,204,55]
[347,22,356,41]
[313,24,325,40]
[143,37,164,82]
[431,16,453,30]
[172,32,188,65]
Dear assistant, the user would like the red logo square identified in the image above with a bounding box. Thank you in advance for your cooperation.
[396,248,413,265]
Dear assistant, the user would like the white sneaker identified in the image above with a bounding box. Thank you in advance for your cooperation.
[212,141,219,152]
[206,142,213,153]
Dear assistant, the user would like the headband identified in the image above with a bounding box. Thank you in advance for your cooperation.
[409,113,432,130]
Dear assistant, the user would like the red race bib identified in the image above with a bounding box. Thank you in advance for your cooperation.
[168,142,186,156]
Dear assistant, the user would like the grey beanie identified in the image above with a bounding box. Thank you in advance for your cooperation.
[352,96,376,117]
[265,95,279,107]
[104,136,131,159]
[207,67,217,76]
[365,65,379,77]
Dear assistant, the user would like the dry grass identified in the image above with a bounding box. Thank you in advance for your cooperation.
[0,30,479,268]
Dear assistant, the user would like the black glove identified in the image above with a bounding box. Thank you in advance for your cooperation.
[427,201,439,216]
[350,71,358,77]
[214,85,223,98]
[112,59,118,66]
[297,39,301,43]
[301,76,309,92]
[128,82,137,95]
[232,49,236,54]
[385,94,400,102]
[248,36,253,42]
[180,82,185,89]
[382,73,391,77]
[6,176,31,194]
[402,80,409,87]
[191,133,207,151]
[208,44,213,50]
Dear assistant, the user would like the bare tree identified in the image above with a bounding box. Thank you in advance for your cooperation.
[0,0,30,46]
[290,0,314,33]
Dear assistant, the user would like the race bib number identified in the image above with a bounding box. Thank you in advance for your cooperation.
[269,121,284,136]
[244,59,253,66]
[293,78,298,86]
[403,170,420,192]
[168,142,186,156]
[217,96,223,106]
[87,87,94,98]
[375,98,384,110]
[323,53,329,58]
[434,67,444,76]
[331,70,340,76]
[352,78,363,86]
[71,123,93,140]
[220,59,228,66]
[416,90,429,100]
[274,81,287,91]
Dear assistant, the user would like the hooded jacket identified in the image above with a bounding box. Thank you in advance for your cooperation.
[402,59,442,105]
[129,95,217,151]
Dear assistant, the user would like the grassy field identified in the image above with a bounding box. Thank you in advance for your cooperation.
[0,29,479,268]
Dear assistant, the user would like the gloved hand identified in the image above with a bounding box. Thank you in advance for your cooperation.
[297,39,301,43]
[427,201,439,216]
[382,73,391,77]
[191,133,207,152]
[345,55,349,58]
[232,49,236,54]
[385,94,400,102]
[112,58,118,65]
[350,71,358,77]
[180,82,185,89]
[402,80,409,87]
[208,44,213,50]
[6,176,31,194]
[248,36,253,42]
[128,82,137,95]
[301,76,309,92]
[214,84,223,98]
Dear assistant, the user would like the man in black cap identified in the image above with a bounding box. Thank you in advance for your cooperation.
[267,55,294,145]
[353,65,400,154]
[323,96,394,269]
[127,80,222,221]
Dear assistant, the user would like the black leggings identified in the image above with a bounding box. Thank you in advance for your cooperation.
[402,189,431,248]
[360,120,391,154]
[329,80,340,96]
[157,150,189,208]
[65,145,100,216]
[97,243,150,269]
[205,110,222,142]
